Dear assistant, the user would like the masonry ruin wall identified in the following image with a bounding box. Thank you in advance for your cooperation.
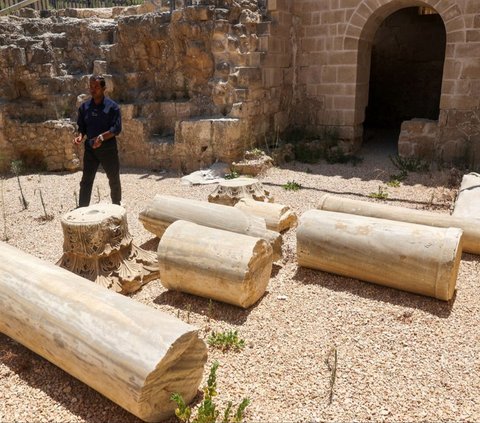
[0,0,479,172]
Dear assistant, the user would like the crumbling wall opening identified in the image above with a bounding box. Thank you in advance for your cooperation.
[364,7,446,139]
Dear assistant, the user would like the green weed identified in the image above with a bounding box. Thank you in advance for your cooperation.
[171,361,250,423]
[282,180,302,191]
[386,179,401,188]
[207,330,245,352]
[368,186,389,200]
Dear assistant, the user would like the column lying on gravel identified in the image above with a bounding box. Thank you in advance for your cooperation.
[0,242,207,423]
[139,194,282,260]
[452,172,480,218]
[317,194,480,255]
[158,220,273,308]
[297,210,463,301]
[234,198,297,232]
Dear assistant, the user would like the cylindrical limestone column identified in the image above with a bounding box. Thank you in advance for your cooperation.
[234,198,298,232]
[58,204,158,294]
[453,172,480,218]
[158,220,273,308]
[318,194,480,255]
[0,241,207,422]
[297,210,463,301]
[139,194,282,261]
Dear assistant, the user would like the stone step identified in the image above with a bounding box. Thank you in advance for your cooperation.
[229,66,262,88]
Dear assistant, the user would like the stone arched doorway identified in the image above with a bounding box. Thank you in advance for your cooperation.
[343,0,466,154]
[364,7,446,150]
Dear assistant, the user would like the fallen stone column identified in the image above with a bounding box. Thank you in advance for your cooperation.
[0,241,207,422]
[317,194,480,255]
[297,210,463,301]
[234,198,297,232]
[139,194,282,260]
[57,204,158,294]
[453,172,480,218]
[158,220,273,308]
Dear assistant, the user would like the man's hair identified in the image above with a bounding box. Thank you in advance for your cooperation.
[90,75,106,88]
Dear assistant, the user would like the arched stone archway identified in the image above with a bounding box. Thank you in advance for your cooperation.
[341,0,466,151]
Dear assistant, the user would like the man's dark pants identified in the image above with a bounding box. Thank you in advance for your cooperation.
[79,144,121,207]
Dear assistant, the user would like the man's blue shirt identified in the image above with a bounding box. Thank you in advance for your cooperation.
[77,96,122,148]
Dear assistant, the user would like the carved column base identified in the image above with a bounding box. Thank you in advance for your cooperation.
[57,204,158,294]
[208,178,273,206]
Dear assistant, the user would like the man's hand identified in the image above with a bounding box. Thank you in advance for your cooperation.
[92,135,103,149]
[73,134,83,145]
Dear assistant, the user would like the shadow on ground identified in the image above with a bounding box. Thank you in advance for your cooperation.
[293,266,454,318]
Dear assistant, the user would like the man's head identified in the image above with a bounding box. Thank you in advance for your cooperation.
[89,75,106,99]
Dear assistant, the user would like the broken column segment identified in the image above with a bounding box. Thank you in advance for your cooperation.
[0,241,207,422]
[297,210,463,301]
[139,194,282,260]
[317,193,480,255]
[158,220,273,308]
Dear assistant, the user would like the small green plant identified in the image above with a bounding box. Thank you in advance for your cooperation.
[390,154,429,173]
[368,186,389,200]
[386,179,401,188]
[224,170,240,180]
[207,330,245,352]
[282,180,302,191]
[35,189,53,221]
[171,361,250,423]
[11,160,28,210]
[305,167,313,174]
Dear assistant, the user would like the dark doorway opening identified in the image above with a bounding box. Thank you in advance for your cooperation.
[363,6,446,152]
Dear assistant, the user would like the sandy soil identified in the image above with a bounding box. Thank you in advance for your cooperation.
[0,142,479,423]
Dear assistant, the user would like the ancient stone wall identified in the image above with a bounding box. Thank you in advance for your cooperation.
[1,0,479,171]
[0,1,292,172]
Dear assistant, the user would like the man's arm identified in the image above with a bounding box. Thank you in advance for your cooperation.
[73,105,86,145]
[92,103,122,149]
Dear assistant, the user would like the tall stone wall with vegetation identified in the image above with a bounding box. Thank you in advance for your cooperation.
[0,0,292,172]
[1,0,479,171]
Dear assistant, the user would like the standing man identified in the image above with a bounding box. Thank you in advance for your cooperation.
[73,75,122,207]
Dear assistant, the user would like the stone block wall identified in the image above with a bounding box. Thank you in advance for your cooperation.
[291,0,480,162]
[1,0,480,171]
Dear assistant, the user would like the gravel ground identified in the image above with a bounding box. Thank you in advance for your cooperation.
[0,141,479,423]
